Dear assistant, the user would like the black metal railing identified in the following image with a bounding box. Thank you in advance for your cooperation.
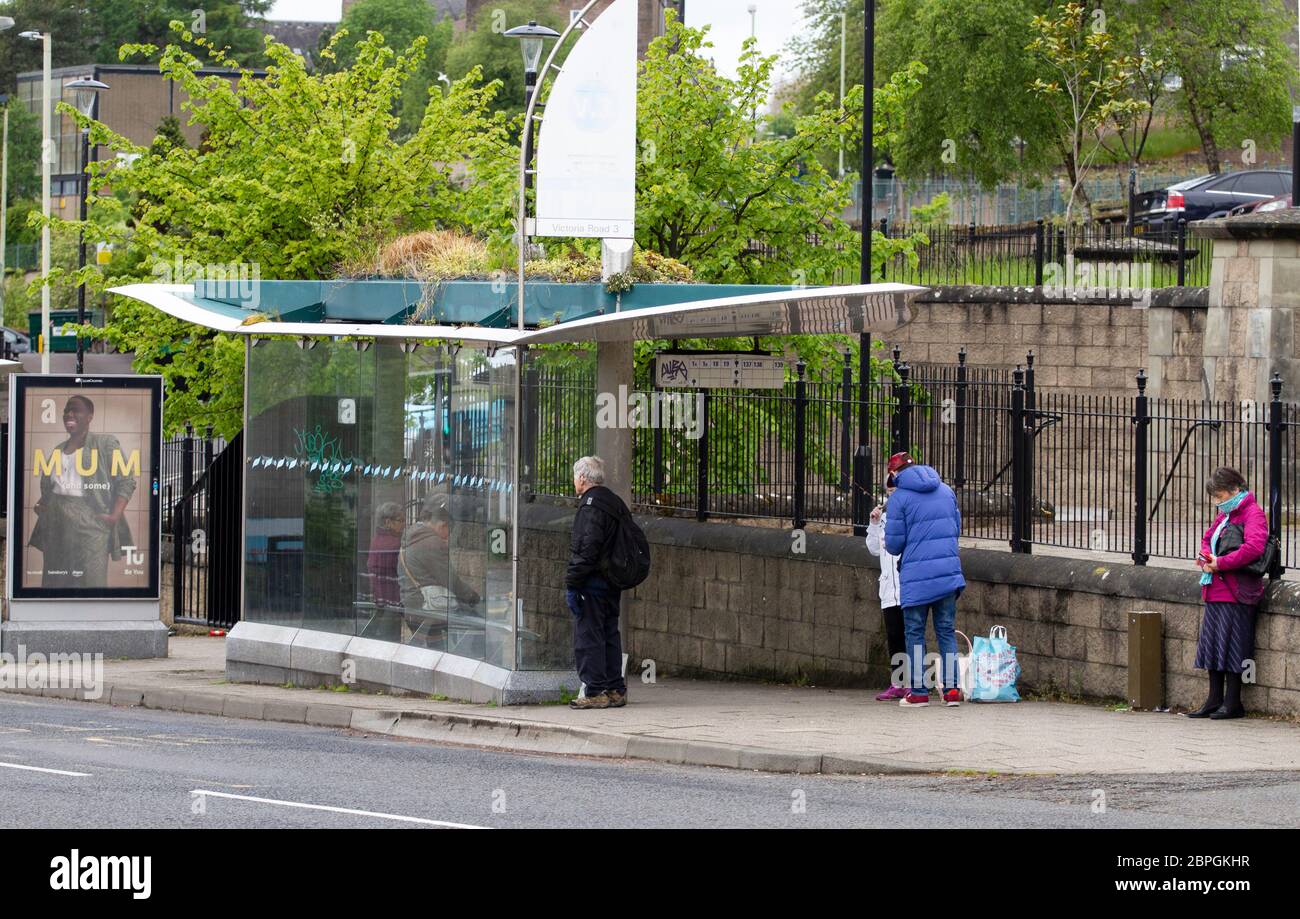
[746,220,1212,289]
[165,426,241,628]
[527,353,1299,575]
[876,219,1211,289]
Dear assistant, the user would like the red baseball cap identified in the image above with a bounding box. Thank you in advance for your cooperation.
[887,452,915,474]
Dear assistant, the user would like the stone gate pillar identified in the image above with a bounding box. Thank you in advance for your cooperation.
[1198,212,1300,406]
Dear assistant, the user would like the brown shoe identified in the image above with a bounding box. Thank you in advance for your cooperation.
[569,692,610,710]
[606,690,627,708]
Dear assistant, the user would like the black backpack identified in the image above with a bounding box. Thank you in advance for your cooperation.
[595,496,652,590]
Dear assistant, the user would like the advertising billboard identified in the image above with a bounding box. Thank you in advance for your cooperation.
[7,375,162,600]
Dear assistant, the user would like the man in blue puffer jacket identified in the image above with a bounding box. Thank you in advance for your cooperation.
[883,452,966,708]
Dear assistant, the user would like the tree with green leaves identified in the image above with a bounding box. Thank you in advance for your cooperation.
[1091,2,1173,168]
[444,0,569,118]
[319,0,455,137]
[55,25,512,435]
[792,0,1294,190]
[0,0,272,90]
[1,99,40,203]
[1026,2,1146,225]
[792,0,1059,187]
[636,13,925,285]
[1149,0,1294,174]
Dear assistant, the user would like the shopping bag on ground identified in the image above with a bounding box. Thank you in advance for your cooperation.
[970,625,1020,702]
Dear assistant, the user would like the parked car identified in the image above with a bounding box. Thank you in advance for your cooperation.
[1132,170,1293,237]
[1,326,30,356]
[1227,193,1292,218]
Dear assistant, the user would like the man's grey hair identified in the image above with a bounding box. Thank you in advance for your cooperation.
[573,455,606,485]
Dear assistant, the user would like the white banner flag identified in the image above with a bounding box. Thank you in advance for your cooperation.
[534,0,638,239]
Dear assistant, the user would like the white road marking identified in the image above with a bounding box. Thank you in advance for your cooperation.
[190,790,488,829]
[86,737,146,747]
[0,761,91,777]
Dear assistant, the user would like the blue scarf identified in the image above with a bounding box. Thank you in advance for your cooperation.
[1200,491,1248,585]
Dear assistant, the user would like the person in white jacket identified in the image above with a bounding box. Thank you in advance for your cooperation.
[866,474,906,701]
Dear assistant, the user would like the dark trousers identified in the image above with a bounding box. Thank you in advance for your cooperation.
[882,605,905,683]
[567,584,627,696]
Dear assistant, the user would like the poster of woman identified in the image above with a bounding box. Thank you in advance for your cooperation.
[8,376,162,599]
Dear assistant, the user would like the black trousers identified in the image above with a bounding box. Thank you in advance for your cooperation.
[567,585,627,695]
[882,605,906,678]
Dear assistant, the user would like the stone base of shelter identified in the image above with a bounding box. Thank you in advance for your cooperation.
[224,621,579,705]
[0,620,169,659]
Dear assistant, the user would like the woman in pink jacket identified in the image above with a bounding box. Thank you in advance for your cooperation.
[1189,467,1269,720]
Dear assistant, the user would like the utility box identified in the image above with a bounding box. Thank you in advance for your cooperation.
[1128,611,1163,710]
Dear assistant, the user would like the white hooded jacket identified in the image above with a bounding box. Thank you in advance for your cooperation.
[866,512,902,609]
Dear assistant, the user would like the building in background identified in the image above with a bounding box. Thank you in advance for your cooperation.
[16,64,250,221]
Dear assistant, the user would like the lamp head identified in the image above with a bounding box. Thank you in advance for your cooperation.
[66,76,109,118]
[503,20,560,75]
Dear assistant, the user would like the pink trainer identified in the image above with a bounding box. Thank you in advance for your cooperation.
[875,685,908,701]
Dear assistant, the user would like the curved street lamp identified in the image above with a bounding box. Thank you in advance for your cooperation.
[504,20,560,100]
[504,20,560,200]
[504,3,592,673]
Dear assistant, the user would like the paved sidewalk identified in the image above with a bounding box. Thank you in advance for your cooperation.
[6,636,1299,775]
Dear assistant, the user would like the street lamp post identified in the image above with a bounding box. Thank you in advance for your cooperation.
[19,30,51,372]
[859,0,874,285]
[0,18,13,329]
[838,11,846,178]
[1292,106,1299,211]
[504,10,578,682]
[505,18,560,332]
[0,96,9,330]
[853,0,876,537]
[505,21,559,198]
[67,76,108,374]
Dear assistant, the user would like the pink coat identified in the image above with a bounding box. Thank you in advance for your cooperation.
[1200,492,1268,604]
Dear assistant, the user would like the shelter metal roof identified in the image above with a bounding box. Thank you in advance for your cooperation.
[109,281,923,346]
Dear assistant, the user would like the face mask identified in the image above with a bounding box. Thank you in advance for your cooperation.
[1216,491,1247,514]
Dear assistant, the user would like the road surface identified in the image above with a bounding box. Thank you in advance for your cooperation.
[0,696,1296,829]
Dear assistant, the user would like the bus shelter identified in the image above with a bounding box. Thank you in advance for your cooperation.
[110,279,922,702]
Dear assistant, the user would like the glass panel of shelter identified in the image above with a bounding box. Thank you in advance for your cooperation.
[244,337,518,669]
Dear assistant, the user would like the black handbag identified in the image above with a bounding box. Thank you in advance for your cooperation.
[1213,523,1278,578]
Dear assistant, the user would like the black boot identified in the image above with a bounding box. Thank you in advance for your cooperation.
[1187,670,1225,718]
[1211,672,1246,719]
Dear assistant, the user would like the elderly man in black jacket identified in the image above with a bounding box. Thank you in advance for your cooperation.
[566,455,629,710]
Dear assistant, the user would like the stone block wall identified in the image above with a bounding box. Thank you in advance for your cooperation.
[881,286,1209,400]
[522,503,1300,715]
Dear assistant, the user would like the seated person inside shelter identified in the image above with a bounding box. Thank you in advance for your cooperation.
[396,494,481,646]
[366,501,405,607]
